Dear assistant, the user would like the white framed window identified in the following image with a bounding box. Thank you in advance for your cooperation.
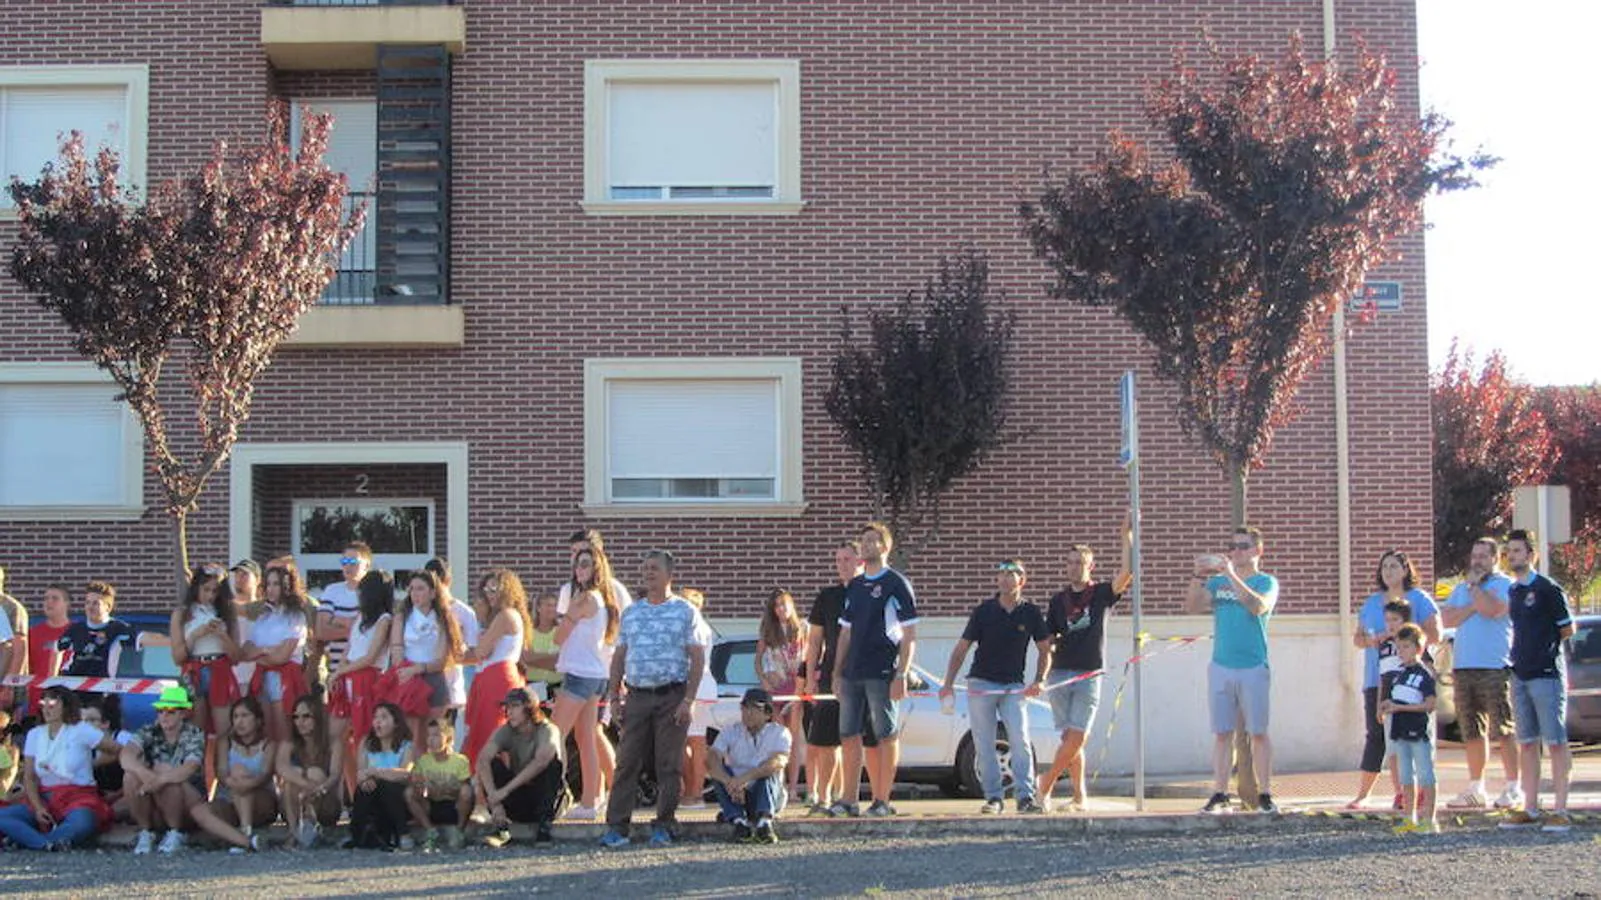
[0,65,150,214]
[0,363,144,519]
[291,98,376,304]
[583,358,805,517]
[582,60,803,217]
[290,498,434,596]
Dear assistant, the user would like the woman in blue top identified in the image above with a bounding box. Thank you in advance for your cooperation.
[346,702,415,850]
[1346,550,1439,809]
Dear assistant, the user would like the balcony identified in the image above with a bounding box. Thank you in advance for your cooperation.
[261,0,465,71]
[284,190,463,348]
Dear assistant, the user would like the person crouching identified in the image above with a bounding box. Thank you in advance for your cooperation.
[708,688,792,843]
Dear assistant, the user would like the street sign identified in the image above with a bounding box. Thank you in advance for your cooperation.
[1349,281,1402,313]
[1119,370,1137,469]
[1513,484,1572,543]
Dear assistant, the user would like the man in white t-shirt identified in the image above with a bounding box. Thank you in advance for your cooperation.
[556,529,632,615]
[708,688,792,844]
[315,542,370,671]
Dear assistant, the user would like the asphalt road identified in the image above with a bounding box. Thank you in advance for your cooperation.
[3,820,1597,898]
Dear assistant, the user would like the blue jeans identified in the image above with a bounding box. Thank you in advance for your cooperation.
[0,804,97,850]
[1391,738,1436,787]
[711,774,783,823]
[966,678,1036,802]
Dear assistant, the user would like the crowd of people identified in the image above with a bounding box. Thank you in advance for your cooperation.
[0,520,1580,853]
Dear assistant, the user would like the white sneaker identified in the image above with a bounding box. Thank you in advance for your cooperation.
[679,800,708,810]
[398,834,416,851]
[1446,789,1488,809]
[565,805,598,820]
[157,829,186,854]
[1493,785,1524,809]
[132,830,157,855]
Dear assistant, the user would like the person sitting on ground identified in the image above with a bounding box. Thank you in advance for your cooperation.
[123,685,257,854]
[406,717,473,852]
[0,686,118,851]
[208,697,278,853]
[708,688,793,844]
[81,696,133,811]
[475,687,567,848]
[278,694,344,848]
[347,702,416,850]
[0,709,17,796]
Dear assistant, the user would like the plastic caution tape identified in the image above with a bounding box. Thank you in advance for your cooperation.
[0,674,177,695]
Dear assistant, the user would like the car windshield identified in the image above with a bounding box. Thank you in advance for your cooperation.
[1572,624,1601,664]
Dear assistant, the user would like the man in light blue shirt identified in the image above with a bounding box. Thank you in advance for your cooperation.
[1186,527,1279,815]
[1440,536,1521,810]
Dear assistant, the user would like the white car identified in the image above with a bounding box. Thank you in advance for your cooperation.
[706,637,1063,797]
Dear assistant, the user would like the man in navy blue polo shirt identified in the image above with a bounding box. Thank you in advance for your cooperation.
[1497,529,1577,833]
[830,522,918,818]
[939,559,1051,814]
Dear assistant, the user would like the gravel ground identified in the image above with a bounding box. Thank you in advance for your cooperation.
[2,821,1597,898]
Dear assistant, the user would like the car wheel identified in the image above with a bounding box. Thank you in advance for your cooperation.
[956,725,1020,799]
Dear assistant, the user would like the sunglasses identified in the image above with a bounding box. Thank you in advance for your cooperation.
[996,562,1025,573]
[339,556,362,566]
[482,583,502,595]
[201,564,226,577]
[1228,542,1255,551]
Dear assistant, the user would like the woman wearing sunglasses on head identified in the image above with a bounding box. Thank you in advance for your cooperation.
[0,686,119,851]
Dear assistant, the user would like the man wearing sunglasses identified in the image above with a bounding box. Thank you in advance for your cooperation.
[1185,527,1279,815]
[938,559,1051,814]
[315,542,371,673]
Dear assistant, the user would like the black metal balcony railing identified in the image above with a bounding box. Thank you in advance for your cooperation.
[323,191,376,306]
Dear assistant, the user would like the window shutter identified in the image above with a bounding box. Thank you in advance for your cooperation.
[0,383,128,506]
[2,85,127,184]
[608,81,777,190]
[607,380,779,481]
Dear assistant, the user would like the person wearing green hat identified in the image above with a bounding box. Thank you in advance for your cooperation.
[121,685,259,854]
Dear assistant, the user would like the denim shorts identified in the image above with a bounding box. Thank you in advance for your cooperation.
[560,673,609,702]
[1047,670,1102,733]
[1511,674,1567,745]
[837,676,900,740]
[1391,737,1436,787]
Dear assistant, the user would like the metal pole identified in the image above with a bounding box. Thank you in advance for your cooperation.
[1537,486,1551,574]
[1127,374,1145,810]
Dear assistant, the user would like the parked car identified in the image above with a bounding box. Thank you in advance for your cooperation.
[707,637,1063,797]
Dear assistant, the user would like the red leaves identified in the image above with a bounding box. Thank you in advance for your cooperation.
[1024,33,1492,510]
[7,107,364,572]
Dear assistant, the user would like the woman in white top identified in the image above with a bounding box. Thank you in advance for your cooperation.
[553,547,622,818]
[382,569,464,749]
[243,565,313,742]
[0,687,118,850]
[169,564,242,739]
[463,567,532,767]
[328,569,394,748]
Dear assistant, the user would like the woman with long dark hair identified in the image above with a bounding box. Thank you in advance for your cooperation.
[0,686,118,850]
[278,694,343,848]
[463,567,531,767]
[552,547,620,819]
[244,564,313,742]
[207,696,277,852]
[169,564,241,738]
[379,570,464,749]
[329,569,394,749]
[346,702,414,850]
[757,588,808,800]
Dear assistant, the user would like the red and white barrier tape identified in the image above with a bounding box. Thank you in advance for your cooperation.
[0,674,178,695]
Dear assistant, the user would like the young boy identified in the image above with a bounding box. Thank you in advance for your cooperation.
[407,718,472,851]
[1375,599,1412,696]
[1379,623,1438,834]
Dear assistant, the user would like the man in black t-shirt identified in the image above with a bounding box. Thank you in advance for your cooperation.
[1039,516,1132,811]
[54,581,149,678]
[939,559,1051,814]
[800,540,881,815]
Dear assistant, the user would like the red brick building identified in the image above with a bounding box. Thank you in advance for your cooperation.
[0,1,1430,632]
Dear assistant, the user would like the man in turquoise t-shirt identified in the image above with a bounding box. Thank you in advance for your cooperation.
[1185,526,1280,815]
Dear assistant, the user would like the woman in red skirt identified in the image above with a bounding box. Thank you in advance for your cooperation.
[169,564,241,738]
[463,567,532,766]
[329,569,395,744]
[379,569,465,748]
[243,564,312,741]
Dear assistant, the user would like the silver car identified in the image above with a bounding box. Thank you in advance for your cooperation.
[706,637,1063,797]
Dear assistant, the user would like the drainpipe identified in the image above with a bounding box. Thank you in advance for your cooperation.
[1325,0,1356,692]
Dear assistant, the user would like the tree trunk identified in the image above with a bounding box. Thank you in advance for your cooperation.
[172,508,191,599]
[1227,459,1256,804]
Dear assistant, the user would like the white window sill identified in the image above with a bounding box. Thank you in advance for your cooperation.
[580,200,805,217]
[580,501,808,519]
[0,505,145,522]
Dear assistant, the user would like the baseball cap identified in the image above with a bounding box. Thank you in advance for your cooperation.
[503,687,534,707]
[740,687,775,714]
[231,559,263,579]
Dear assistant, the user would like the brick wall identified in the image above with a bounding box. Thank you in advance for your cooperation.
[0,1,1434,622]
